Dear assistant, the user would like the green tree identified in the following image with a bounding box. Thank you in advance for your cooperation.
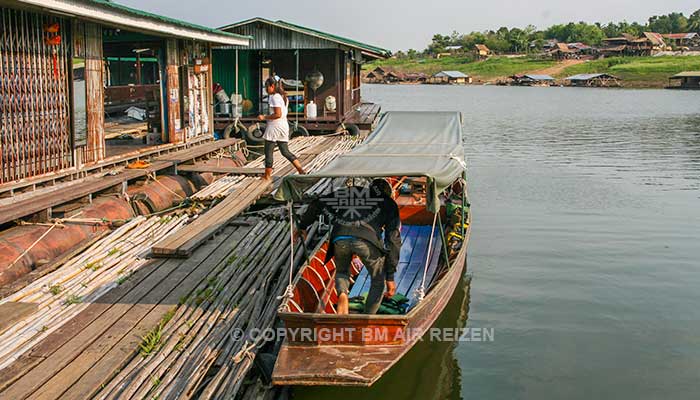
[688,9,700,32]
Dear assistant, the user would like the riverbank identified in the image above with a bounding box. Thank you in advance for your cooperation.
[367,55,700,88]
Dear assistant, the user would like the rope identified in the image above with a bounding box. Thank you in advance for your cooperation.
[7,211,84,269]
[416,210,439,303]
[7,223,60,269]
[147,173,185,200]
[232,340,256,364]
[450,153,468,170]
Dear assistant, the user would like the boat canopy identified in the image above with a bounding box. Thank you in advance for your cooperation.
[276,111,465,212]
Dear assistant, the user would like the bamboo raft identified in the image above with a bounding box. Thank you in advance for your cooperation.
[0,134,365,398]
[192,136,361,201]
[0,215,189,370]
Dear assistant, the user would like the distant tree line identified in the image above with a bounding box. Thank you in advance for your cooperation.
[393,9,700,58]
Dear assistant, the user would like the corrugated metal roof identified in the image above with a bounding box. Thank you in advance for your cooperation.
[434,71,469,78]
[643,32,666,46]
[524,74,554,81]
[12,0,250,45]
[555,42,573,52]
[565,73,618,81]
[219,17,390,58]
[670,71,700,78]
[662,33,700,40]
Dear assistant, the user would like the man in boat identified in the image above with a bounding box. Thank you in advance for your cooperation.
[295,178,402,315]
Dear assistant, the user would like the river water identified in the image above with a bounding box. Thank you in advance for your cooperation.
[296,84,700,400]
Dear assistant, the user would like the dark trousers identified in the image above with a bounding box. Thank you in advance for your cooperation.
[333,238,386,314]
[264,140,297,168]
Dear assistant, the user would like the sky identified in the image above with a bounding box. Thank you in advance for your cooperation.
[120,0,699,51]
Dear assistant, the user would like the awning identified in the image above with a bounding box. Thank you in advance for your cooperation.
[276,111,466,212]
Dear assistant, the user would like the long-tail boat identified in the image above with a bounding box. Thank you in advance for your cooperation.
[272,111,470,386]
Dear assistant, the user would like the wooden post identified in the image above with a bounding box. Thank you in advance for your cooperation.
[84,22,105,164]
[335,50,342,119]
[206,44,214,138]
[165,39,182,143]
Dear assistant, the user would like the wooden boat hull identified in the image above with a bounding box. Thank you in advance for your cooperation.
[272,223,469,386]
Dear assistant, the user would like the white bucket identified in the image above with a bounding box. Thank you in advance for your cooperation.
[306,101,317,119]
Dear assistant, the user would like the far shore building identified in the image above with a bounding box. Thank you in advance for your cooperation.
[661,33,700,50]
[429,71,471,84]
[550,42,576,59]
[510,74,555,86]
[564,73,621,87]
[599,32,668,57]
[404,72,428,83]
[475,44,492,59]
[384,71,404,83]
[667,71,700,89]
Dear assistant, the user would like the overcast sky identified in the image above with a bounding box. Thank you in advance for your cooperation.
[120,0,698,51]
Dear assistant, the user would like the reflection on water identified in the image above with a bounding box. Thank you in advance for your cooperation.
[294,85,700,399]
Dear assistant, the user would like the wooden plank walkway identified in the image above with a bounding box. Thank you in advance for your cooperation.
[0,224,251,399]
[0,135,214,198]
[151,179,271,257]
[0,139,242,225]
[344,102,382,130]
[176,165,265,175]
[152,136,340,257]
[0,161,170,226]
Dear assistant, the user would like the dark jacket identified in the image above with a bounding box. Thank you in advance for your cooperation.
[297,185,402,280]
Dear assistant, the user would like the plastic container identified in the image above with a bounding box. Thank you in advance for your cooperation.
[306,101,317,119]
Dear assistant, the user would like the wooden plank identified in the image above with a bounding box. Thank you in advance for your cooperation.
[0,161,170,225]
[0,136,211,197]
[0,256,185,399]
[158,138,240,163]
[56,226,250,400]
[32,226,245,400]
[1,224,238,398]
[396,226,432,296]
[152,179,271,257]
[0,303,38,336]
[176,165,265,175]
[0,260,167,392]
[84,23,105,164]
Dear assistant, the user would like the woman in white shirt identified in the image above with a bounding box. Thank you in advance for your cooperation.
[258,77,305,180]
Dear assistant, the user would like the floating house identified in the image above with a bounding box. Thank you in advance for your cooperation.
[428,71,471,85]
[403,72,428,83]
[667,71,700,89]
[0,0,248,185]
[214,18,390,137]
[564,73,621,87]
[511,74,555,86]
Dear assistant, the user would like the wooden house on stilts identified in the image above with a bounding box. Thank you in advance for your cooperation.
[0,0,248,185]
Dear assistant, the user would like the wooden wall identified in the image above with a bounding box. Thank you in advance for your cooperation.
[81,22,105,165]
[165,39,183,143]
